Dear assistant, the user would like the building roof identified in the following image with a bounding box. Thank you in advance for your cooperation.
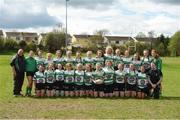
[6,32,38,37]
[73,34,95,39]
[105,36,132,41]
[0,30,3,36]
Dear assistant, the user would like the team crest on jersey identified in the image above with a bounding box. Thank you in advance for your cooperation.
[128,76,136,84]
[58,76,63,81]
[67,77,73,82]
[105,74,113,79]
[38,78,44,83]
[48,76,53,81]
[76,76,83,82]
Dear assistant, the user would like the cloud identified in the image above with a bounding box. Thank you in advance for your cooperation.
[151,0,180,4]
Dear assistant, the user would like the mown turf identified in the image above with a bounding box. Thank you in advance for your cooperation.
[0,54,180,119]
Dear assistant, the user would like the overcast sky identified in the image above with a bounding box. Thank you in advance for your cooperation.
[0,0,180,36]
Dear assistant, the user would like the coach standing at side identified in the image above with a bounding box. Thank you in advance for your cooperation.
[10,49,25,96]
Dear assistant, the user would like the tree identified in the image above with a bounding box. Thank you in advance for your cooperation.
[18,40,27,50]
[136,32,146,38]
[0,37,5,50]
[168,31,180,56]
[4,39,18,50]
[44,32,66,53]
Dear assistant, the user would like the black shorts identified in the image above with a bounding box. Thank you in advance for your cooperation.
[114,83,125,91]
[94,84,104,92]
[26,71,35,77]
[46,83,54,90]
[126,84,136,91]
[104,84,114,93]
[64,83,74,91]
[137,87,148,94]
[75,84,84,90]
[84,85,93,90]
[36,83,45,90]
[54,81,64,90]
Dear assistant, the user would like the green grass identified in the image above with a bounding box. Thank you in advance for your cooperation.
[0,54,180,119]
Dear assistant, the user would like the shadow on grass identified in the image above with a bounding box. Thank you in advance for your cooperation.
[160,96,180,100]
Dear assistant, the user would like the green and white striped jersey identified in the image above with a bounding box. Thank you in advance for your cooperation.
[44,70,55,83]
[113,55,123,67]
[44,59,54,68]
[64,70,75,84]
[103,67,114,85]
[141,56,153,70]
[126,70,137,85]
[114,70,126,83]
[84,71,93,86]
[83,57,94,66]
[53,57,65,66]
[94,57,104,67]
[122,56,132,68]
[132,60,142,71]
[137,72,148,89]
[104,54,114,66]
[54,69,64,82]
[35,56,45,68]
[93,70,104,84]
[74,58,83,66]
[74,70,84,85]
[33,71,46,84]
[64,57,75,66]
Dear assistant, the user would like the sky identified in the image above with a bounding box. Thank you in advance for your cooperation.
[0,0,180,36]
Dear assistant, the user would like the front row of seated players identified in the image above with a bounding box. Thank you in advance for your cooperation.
[33,60,162,99]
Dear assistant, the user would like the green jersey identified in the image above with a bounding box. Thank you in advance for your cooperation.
[93,70,104,84]
[126,70,137,85]
[152,57,162,71]
[94,57,104,67]
[53,57,65,66]
[115,70,126,83]
[83,57,94,66]
[104,54,114,66]
[35,56,45,68]
[44,59,54,68]
[141,56,152,70]
[74,70,84,85]
[44,70,55,83]
[84,71,93,86]
[103,67,114,85]
[33,71,46,84]
[114,55,123,67]
[137,72,148,89]
[25,57,37,72]
[64,70,75,84]
[74,58,83,66]
[132,60,141,71]
[122,56,132,68]
[64,57,75,66]
[55,69,64,82]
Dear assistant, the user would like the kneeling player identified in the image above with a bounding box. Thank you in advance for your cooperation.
[114,63,126,97]
[45,63,55,97]
[64,63,75,97]
[93,63,104,98]
[33,65,45,97]
[84,64,93,97]
[137,66,149,99]
[55,64,64,97]
[125,64,137,98]
[74,63,84,97]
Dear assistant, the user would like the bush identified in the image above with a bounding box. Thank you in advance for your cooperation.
[4,39,18,50]
[0,37,5,50]
[18,40,27,50]
[26,42,37,52]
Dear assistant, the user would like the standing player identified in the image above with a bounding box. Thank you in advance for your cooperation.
[137,66,149,99]
[44,53,54,69]
[103,61,114,98]
[94,50,104,67]
[104,46,114,67]
[114,49,123,70]
[83,51,94,69]
[53,50,64,69]
[33,65,46,97]
[64,63,75,97]
[54,64,64,97]
[141,49,152,73]
[84,64,93,97]
[122,50,132,73]
[64,50,75,68]
[25,50,37,96]
[93,63,104,98]
[132,53,141,72]
[114,63,126,97]
[44,63,55,97]
[125,64,137,98]
[74,51,83,67]
[35,50,45,69]
[74,63,84,97]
